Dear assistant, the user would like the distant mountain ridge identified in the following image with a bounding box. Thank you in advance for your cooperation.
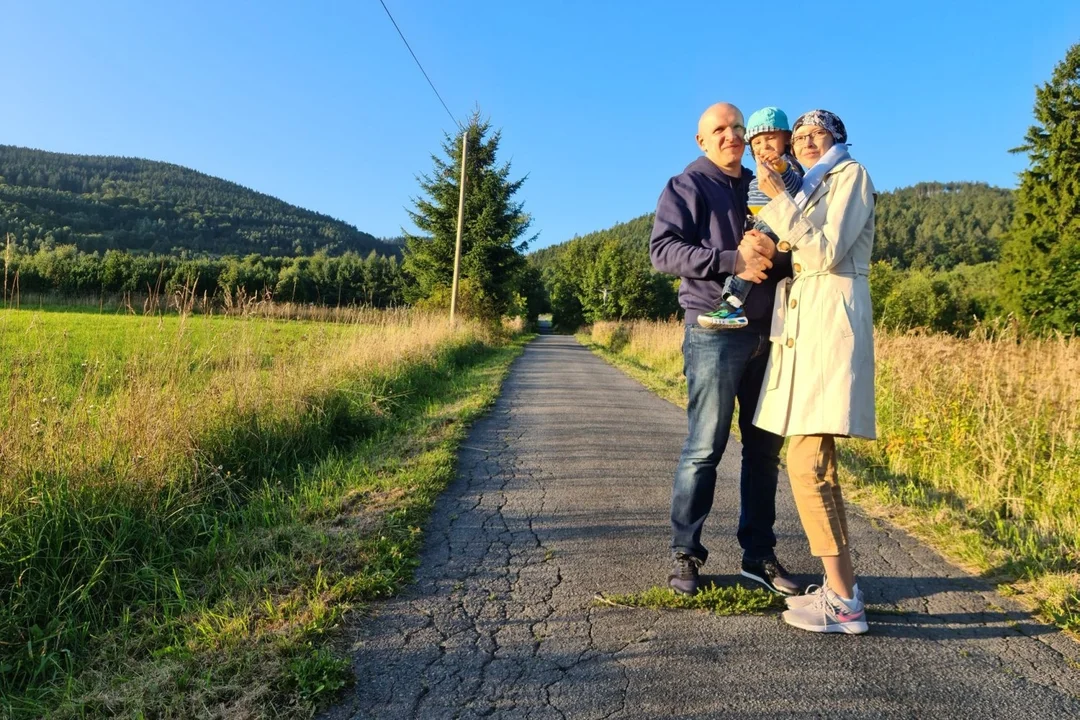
[0,144,396,257]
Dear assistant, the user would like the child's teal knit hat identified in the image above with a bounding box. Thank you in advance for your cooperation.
[745,107,791,142]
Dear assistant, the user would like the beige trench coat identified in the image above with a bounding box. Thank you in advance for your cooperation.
[751,159,877,440]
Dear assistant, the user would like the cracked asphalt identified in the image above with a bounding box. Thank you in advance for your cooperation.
[322,333,1080,720]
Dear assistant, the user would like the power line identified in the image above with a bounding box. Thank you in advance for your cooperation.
[377,0,460,129]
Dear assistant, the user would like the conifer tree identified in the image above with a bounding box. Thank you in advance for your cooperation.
[1001,42,1080,332]
[403,110,533,319]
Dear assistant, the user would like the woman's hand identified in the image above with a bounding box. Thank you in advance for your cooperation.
[755,160,786,199]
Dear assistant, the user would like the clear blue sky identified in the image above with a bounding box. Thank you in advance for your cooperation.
[3,1,1078,251]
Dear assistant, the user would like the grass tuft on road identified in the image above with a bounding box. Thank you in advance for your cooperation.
[596,584,783,615]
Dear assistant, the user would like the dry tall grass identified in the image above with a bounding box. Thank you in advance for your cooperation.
[0,309,463,497]
[862,328,1080,555]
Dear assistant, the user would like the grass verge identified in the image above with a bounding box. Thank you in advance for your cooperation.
[1,307,531,719]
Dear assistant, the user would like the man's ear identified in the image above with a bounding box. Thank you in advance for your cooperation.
[695,134,706,153]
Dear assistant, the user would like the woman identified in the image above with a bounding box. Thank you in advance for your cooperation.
[750,109,876,635]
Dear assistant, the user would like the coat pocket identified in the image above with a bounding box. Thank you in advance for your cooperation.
[766,340,783,391]
[835,288,855,338]
[770,277,791,343]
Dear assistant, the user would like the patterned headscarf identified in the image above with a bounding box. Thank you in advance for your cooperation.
[792,110,848,144]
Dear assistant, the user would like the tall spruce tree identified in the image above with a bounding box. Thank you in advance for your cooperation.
[403,111,533,319]
[1000,42,1080,333]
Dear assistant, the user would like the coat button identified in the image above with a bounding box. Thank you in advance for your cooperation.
[786,338,794,348]
[778,241,791,252]
[790,299,797,309]
[793,262,802,273]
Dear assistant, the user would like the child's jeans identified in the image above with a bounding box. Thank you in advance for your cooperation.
[722,275,753,307]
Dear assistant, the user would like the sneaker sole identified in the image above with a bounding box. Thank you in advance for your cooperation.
[782,613,869,635]
[668,573,700,596]
[668,581,699,597]
[740,569,800,597]
[697,317,749,329]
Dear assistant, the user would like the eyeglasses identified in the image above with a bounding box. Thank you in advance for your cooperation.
[791,129,831,147]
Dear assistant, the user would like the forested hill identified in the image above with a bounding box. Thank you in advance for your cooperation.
[0,144,394,257]
[873,182,1013,269]
[530,213,654,272]
[533,181,1014,271]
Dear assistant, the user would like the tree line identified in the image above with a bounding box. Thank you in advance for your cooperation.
[530,180,1018,334]
[530,214,677,331]
[0,145,397,258]
[1,244,405,307]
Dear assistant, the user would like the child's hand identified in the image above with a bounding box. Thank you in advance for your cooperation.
[758,150,787,173]
[755,160,786,199]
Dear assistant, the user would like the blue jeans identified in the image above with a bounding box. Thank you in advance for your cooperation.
[671,326,784,564]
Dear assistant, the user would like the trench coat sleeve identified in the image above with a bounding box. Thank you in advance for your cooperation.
[757,163,875,273]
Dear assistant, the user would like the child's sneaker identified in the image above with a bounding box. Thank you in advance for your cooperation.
[697,300,748,330]
[782,586,868,634]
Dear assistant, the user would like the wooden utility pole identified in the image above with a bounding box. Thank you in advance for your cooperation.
[3,233,10,306]
[449,131,468,323]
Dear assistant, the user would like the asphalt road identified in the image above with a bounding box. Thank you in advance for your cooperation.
[322,333,1080,720]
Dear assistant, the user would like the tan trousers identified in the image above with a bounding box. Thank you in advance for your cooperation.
[786,435,850,557]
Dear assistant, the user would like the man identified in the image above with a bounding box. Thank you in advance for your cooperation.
[649,102,800,596]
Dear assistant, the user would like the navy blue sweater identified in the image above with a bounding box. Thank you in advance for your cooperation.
[649,157,792,331]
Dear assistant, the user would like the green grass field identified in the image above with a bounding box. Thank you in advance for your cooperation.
[0,307,528,718]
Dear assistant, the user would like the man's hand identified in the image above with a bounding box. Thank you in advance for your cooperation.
[742,229,777,261]
[734,241,772,283]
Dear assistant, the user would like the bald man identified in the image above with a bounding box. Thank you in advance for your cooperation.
[649,102,799,597]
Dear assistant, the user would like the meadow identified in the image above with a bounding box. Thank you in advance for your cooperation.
[0,305,527,718]
[581,320,1080,632]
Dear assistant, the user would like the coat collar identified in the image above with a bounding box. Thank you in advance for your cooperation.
[803,158,857,207]
[826,158,857,176]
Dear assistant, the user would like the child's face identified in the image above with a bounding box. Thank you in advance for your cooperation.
[750,131,790,159]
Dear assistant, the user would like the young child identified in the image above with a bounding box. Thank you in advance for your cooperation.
[698,107,804,329]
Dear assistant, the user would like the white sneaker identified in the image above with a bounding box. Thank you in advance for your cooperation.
[785,577,864,610]
[782,586,868,635]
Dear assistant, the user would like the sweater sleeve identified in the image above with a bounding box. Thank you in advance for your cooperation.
[757,163,874,273]
[780,163,803,196]
[649,175,736,280]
